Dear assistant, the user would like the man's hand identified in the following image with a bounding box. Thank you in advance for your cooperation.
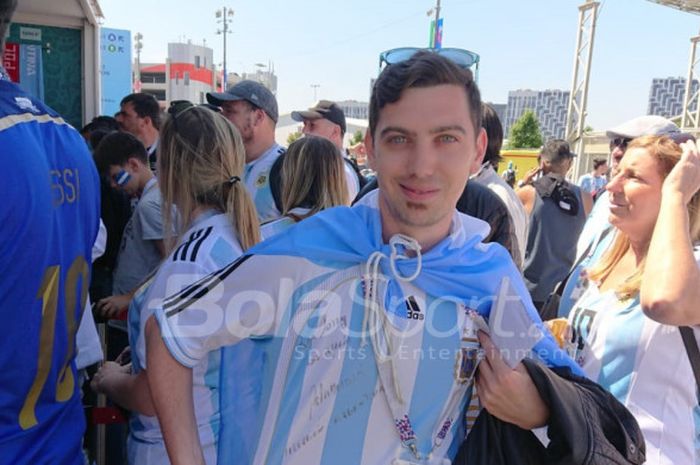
[475,331,549,430]
[96,294,131,319]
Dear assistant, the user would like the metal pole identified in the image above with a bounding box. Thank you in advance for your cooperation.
[564,1,599,181]
[681,33,700,129]
[223,6,228,86]
[434,0,441,47]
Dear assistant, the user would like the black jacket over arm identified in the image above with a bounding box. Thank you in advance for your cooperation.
[454,358,645,465]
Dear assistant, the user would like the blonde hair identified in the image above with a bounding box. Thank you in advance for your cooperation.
[158,106,260,251]
[587,135,700,299]
[280,136,349,220]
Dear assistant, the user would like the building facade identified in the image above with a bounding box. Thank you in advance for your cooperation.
[135,41,219,107]
[504,89,570,141]
[336,100,369,120]
[647,76,699,119]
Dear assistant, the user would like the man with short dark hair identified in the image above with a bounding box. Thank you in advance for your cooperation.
[578,158,608,196]
[147,51,581,465]
[292,100,365,198]
[93,131,166,317]
[207,80,285,222]
[518,139,592,312]
[0,0,101,462]
[116,92,162,171]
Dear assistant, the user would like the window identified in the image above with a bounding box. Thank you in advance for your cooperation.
[195,55,200,68]
[143,89,166,101]
[184,72,190,86]
[141,72,165,84]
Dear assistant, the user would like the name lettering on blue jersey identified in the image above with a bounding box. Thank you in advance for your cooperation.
[49,168,81,207]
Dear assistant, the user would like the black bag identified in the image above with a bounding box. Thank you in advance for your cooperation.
[539,227,613,320]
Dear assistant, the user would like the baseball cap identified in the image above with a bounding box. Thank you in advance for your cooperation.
[606,115,680,140]
[206,80,278,122]
[540,139,576,163]
[291,100,347,134]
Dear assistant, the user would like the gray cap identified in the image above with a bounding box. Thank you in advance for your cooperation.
[540,139,576,163]
[606,115,679,139]
[206,80,278,123]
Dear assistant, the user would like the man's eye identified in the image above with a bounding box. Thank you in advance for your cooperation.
[438,134,457,143]
[388,135,407,144]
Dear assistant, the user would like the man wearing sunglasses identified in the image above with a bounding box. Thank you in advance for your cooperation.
[146,51,585,465]
[575,115,680,260]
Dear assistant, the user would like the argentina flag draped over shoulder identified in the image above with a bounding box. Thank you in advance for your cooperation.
[250,189,581,374]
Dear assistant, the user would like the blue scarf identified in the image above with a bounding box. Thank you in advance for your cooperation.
[251,190,581,373]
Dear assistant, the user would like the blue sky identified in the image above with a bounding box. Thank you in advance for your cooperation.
[100,0,700,130]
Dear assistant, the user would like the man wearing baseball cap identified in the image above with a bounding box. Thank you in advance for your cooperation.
[292,100,365,199]
[207,80,285,222]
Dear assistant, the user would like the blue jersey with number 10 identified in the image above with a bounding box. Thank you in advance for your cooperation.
[0,77,100,465]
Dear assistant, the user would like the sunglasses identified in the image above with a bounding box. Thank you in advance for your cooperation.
[378,47,480,79]
[609,137,632,151]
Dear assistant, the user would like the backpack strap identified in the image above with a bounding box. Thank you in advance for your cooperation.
[680,326,700,405]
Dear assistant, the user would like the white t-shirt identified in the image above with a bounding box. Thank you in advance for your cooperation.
[565,251,700,465]
[127,211,245,465]
[472,163,528,266]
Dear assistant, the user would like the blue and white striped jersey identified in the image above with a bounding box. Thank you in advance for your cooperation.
[244,143,285,223]
[564,243,700,465]
[155,191,580,465]
[128,211,245,465]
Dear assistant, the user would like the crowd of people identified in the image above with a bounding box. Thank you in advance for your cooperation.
[1,0,700,464]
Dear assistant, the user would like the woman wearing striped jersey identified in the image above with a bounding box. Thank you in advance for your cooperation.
[91,105,260,465]
[261,136,349,239]
[558,135,700,464]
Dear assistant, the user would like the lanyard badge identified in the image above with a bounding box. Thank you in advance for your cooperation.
[455,309,484,384]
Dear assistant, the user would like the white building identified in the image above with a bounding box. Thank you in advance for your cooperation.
[504,89,570,141]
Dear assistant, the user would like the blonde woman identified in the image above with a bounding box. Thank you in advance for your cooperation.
[92,105,260,465]
[261,135,349,238]
[560,135,700,464]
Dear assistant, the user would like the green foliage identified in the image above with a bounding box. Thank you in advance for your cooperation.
[287,130,303,145]
[350,129,364,145]
[507,110,543,149]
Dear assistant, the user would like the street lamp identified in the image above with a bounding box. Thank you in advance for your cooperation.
[216,7,234,88]
[134,32,143,91]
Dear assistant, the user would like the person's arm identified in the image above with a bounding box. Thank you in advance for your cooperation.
[581,190,593,216]
[91,362,156,416]
[153,239,167,258]
[475,332,549,429]
[516,185,536,216]
[641,140,700,326]
[146,317,205,465]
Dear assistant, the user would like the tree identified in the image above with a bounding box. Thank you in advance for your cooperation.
[350,129,364,145]
[584,125,594,134]
[507,110,543,149]
[287,130,302,145]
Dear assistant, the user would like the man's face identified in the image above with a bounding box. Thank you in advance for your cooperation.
[116,102,145,138]
[302,118,341,147]
[609,137,631,170]
[220,100,256,146]
[366,84,486,241]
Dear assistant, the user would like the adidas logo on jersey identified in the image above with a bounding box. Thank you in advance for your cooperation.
[405,295,424,320]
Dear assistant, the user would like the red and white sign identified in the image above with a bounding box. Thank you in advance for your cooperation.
[3,42,20,82]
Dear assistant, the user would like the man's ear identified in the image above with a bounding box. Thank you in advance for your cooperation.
[127,157,142,172]
[470,127,488,175]
[365,130,376,170]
